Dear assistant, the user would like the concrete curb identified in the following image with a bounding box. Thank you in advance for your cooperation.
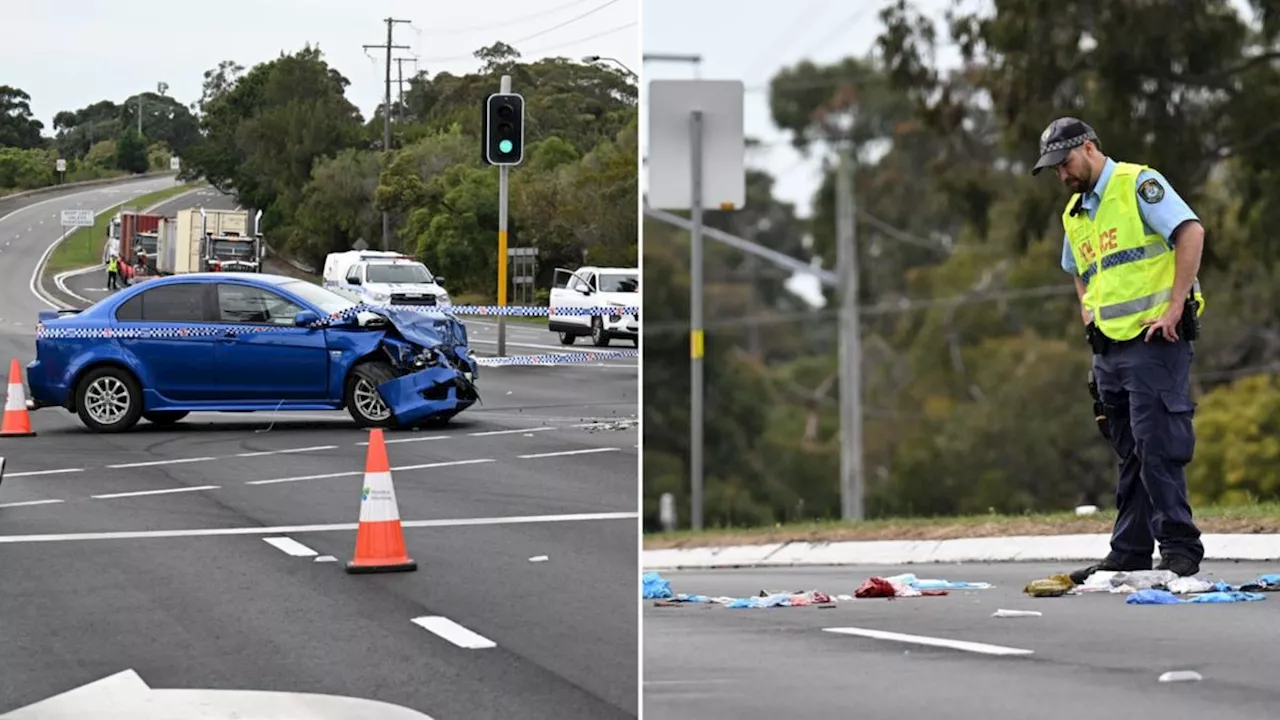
[642,533,1280,569]
[1,171,179,202]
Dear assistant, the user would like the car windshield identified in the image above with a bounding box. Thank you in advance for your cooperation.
[277,279,358,315]
[598,273,638,293]
[367,263,433,284]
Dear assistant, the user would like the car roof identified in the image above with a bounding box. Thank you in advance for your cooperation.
[134,272,303,287]
[582,267,638,274]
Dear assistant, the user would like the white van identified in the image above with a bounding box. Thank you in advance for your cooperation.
[322,250,451,308]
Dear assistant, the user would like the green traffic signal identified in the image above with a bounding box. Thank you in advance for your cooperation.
[499,139,513,153]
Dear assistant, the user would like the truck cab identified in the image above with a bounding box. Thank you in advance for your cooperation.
[549,265,639,347]
[322,250,452,308]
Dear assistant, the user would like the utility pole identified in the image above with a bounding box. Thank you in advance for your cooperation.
[364,17,411,250]
[836,143,865,521]
[394,57,418,119]
[137,95,143,136]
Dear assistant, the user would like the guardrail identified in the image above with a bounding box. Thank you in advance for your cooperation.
[0,170,180,203]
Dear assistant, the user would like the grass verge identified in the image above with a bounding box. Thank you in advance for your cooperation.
[643,502,1280,549]
[42,183,201,277]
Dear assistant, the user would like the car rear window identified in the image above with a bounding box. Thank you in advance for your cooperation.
[115,284,207,323]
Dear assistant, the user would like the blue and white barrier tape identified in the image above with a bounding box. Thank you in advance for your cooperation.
[474,349,639,367]
[311,303,639,328]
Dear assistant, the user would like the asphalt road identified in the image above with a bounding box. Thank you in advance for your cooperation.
[0,180,639,718]
[644,562,1280,720]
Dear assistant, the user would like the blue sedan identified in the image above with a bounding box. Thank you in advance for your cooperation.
[26,273,480,433]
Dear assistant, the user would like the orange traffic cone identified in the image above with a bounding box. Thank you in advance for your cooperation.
[346,428,416,574]
[1,359,36,438]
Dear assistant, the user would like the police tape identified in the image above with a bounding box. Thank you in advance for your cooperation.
[474,349,639,367]
[312,302,638,327]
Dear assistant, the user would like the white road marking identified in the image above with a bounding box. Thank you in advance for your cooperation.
[357,435,447,446]
[263,536,319,557]
[467,427,554,437]
[0,511,638,543]
[246,470,359,486]
[518,447,620,459]
[106,457,216,469]
[5,468,84,478]
[0,499,65,508]
[394,458,496,471]
[821,627,1035,656]
[411,616,497,649]
[92,485,220,499]
[235,445,337,458]
[249,458,496,485]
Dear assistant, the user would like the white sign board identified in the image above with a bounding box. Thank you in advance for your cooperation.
[55,158,66,172]
[60,209,95,228]
[646,79,746,211]
[170,156,181,171]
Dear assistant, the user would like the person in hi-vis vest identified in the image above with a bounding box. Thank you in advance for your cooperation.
[1033,117,1207,583]
[106,253,120,290]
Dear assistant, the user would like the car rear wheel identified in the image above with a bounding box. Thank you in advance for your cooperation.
[558,331,576,345]
[76,367,143,433]
[345,360,398,428]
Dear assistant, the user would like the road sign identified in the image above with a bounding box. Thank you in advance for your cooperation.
[60,209,95,228]
[170,156,181,171]
[3,668,435,718]
[646,79,746,210]
[55,158,66,172]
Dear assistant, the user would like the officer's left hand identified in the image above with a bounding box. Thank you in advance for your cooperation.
[1141,305,1183,342]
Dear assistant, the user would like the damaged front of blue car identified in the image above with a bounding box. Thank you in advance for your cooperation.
[329,304,481,428]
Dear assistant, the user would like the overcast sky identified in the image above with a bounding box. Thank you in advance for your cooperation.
[6,0,638,130]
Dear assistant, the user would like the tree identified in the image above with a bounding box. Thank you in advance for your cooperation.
[0,86,46,149]
[115,130,148,173]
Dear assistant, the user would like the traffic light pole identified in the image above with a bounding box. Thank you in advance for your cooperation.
[497,74,511,357]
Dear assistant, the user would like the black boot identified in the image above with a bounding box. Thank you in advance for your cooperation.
[1156,554,1200,577]
[1068,559,1151,585]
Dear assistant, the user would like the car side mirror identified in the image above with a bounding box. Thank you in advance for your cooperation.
[294,309,320,327]
[577,287,592,295]
[348,276,362,286]
[433,276,445,286]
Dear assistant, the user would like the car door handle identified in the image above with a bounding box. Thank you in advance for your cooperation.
[221,329,237,340]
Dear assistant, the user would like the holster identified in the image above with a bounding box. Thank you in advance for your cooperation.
[1179,296,1200,342]
[1088,370,1111,442]
[1085,322,1110,355]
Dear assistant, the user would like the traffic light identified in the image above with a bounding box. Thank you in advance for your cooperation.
[482,92,525,166]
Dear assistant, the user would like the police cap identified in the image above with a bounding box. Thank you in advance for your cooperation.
[1031,117,1099,175]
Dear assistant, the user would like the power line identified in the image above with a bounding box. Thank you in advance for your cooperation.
[739,0,836,80]
[423,21,637,64]
[419,0,598,33]
[422,0,624,61]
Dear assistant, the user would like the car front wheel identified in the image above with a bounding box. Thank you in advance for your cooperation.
[76,367,143,433]
[345,360,398,428]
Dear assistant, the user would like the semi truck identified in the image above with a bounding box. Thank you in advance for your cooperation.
[156,208,265,275]
[115,210,163,273]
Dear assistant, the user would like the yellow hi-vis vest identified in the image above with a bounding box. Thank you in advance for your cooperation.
[1063,161,1205,342]
[108,257,118,272]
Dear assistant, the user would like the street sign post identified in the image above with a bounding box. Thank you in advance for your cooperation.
[646,79,745,531]
[55,158,66,184]
[170,156,181,171]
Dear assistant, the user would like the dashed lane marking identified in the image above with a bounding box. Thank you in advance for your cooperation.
[356,435,447,446]
[246,458,495,485]
[0,510,638,543]
[0,499,65,508]
[263,536,319,556]
[411,616,497,649]
[235,445,338,457]
[92,485,220,499]
[5,468,84,478]
[467,427,555,437]
[107,457,217,469]
[518,447,620,459]
[821,627,1035,657]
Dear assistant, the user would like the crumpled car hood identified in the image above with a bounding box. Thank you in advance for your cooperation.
[361,305,467,348]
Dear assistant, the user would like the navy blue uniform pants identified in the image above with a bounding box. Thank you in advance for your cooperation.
[1092,335,1204,567]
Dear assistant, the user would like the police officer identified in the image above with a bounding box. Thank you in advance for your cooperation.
[1033,117,1207,582]
[106,254,119,290]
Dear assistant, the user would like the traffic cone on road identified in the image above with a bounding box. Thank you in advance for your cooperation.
[346,428,417,574]
[1,359,36,438]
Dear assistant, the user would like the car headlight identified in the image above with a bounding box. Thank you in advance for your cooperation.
[371,292,390,302]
